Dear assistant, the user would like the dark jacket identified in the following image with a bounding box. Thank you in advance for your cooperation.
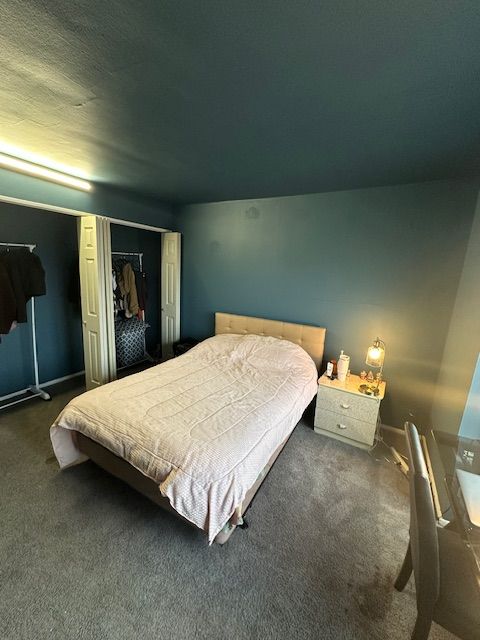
[0,258,16,333]
[0,248,46,325]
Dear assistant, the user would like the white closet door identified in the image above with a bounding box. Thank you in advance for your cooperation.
[161,232,181,359]
[78,216,114,390]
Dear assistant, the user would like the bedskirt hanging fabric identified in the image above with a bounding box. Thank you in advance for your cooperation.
[115,317,148,367]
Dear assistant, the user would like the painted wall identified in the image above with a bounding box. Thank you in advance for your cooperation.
[431,192,480,437]
[0,168,175,229]
[178,179,479,429]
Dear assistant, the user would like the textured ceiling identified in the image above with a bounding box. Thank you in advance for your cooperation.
[0,1,479,204]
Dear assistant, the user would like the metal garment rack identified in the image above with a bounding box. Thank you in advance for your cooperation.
[112,251,153,368]
[0,242,51,410]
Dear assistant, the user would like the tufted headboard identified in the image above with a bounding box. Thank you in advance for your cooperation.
[215,312,326,371]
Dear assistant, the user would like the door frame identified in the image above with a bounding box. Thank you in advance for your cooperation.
[105,226,181,380]
[0,193,172,233]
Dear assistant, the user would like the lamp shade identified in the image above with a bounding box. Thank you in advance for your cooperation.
[366,338,385,368]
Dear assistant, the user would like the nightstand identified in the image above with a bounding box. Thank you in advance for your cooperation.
[314,374,386,449]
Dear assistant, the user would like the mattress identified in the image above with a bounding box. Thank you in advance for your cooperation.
[50,333,318,543]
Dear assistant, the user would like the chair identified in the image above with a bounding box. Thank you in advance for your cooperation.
[394,422,480,640]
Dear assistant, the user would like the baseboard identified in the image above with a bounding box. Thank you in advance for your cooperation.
[0,387,30,402]
[39,371,85,389]
[0,371,84,402]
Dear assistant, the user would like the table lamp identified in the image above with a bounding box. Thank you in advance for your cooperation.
[359,337,385,396]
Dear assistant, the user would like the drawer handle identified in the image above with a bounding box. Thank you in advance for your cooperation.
[337,423,347,430]
[340,403,350,409]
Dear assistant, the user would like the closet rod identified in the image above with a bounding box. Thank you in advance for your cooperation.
[0,242,51,410]
[112,251,144,256]
[1,241,36,250]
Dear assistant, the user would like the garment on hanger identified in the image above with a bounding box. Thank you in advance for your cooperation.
[0,258,16,334]
[116,261,139,317]
[135,270,147,314]
[0,247,46,329]
[113,259,126,316]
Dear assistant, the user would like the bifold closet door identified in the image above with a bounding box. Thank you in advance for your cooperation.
[78,216,115,390]
[161,232,181,359]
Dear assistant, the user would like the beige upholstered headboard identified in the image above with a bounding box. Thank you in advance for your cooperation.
[215,312,326,371]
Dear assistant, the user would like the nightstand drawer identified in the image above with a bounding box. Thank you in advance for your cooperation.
[316,385,379,424]
[314,408,377,446]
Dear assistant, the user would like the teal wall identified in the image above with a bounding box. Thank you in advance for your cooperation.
[178,179,479,429]
[0,173,173,396]
[431,191,480,437]
[0,168,175,228]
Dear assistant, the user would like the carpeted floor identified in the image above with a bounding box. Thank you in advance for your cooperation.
[0,382,458,640]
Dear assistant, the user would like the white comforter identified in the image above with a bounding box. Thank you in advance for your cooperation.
[50,333,318,542]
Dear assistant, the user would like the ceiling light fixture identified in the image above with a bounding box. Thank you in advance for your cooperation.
[0,151,92,192]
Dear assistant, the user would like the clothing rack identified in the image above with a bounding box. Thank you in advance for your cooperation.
[112,250,152,368]
[0,242,51,410]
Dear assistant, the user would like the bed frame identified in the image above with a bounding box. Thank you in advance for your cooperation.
[76,312,326,544]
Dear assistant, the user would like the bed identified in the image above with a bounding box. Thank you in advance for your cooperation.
[50,312,326,543]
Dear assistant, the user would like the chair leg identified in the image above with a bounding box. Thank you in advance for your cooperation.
[394,542,413,591]
[411,613,432,640]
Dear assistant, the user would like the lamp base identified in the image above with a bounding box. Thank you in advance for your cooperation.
[358,383,380,397]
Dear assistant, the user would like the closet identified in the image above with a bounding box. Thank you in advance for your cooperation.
[111,224,160,372]
[0,197,180,407]
[78,216,180,391]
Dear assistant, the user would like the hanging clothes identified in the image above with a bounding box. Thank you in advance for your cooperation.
[0,258,16,334]
[0,248,46,327]
[116,261,139,317]
[134,269,147,314]
[112,258,139,318]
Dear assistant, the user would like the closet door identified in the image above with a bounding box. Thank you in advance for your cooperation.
[161,232,181,358]
[78,216,115,390]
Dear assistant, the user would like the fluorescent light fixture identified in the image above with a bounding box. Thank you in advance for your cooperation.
[0,151,92,192]
[0,141,91,179]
